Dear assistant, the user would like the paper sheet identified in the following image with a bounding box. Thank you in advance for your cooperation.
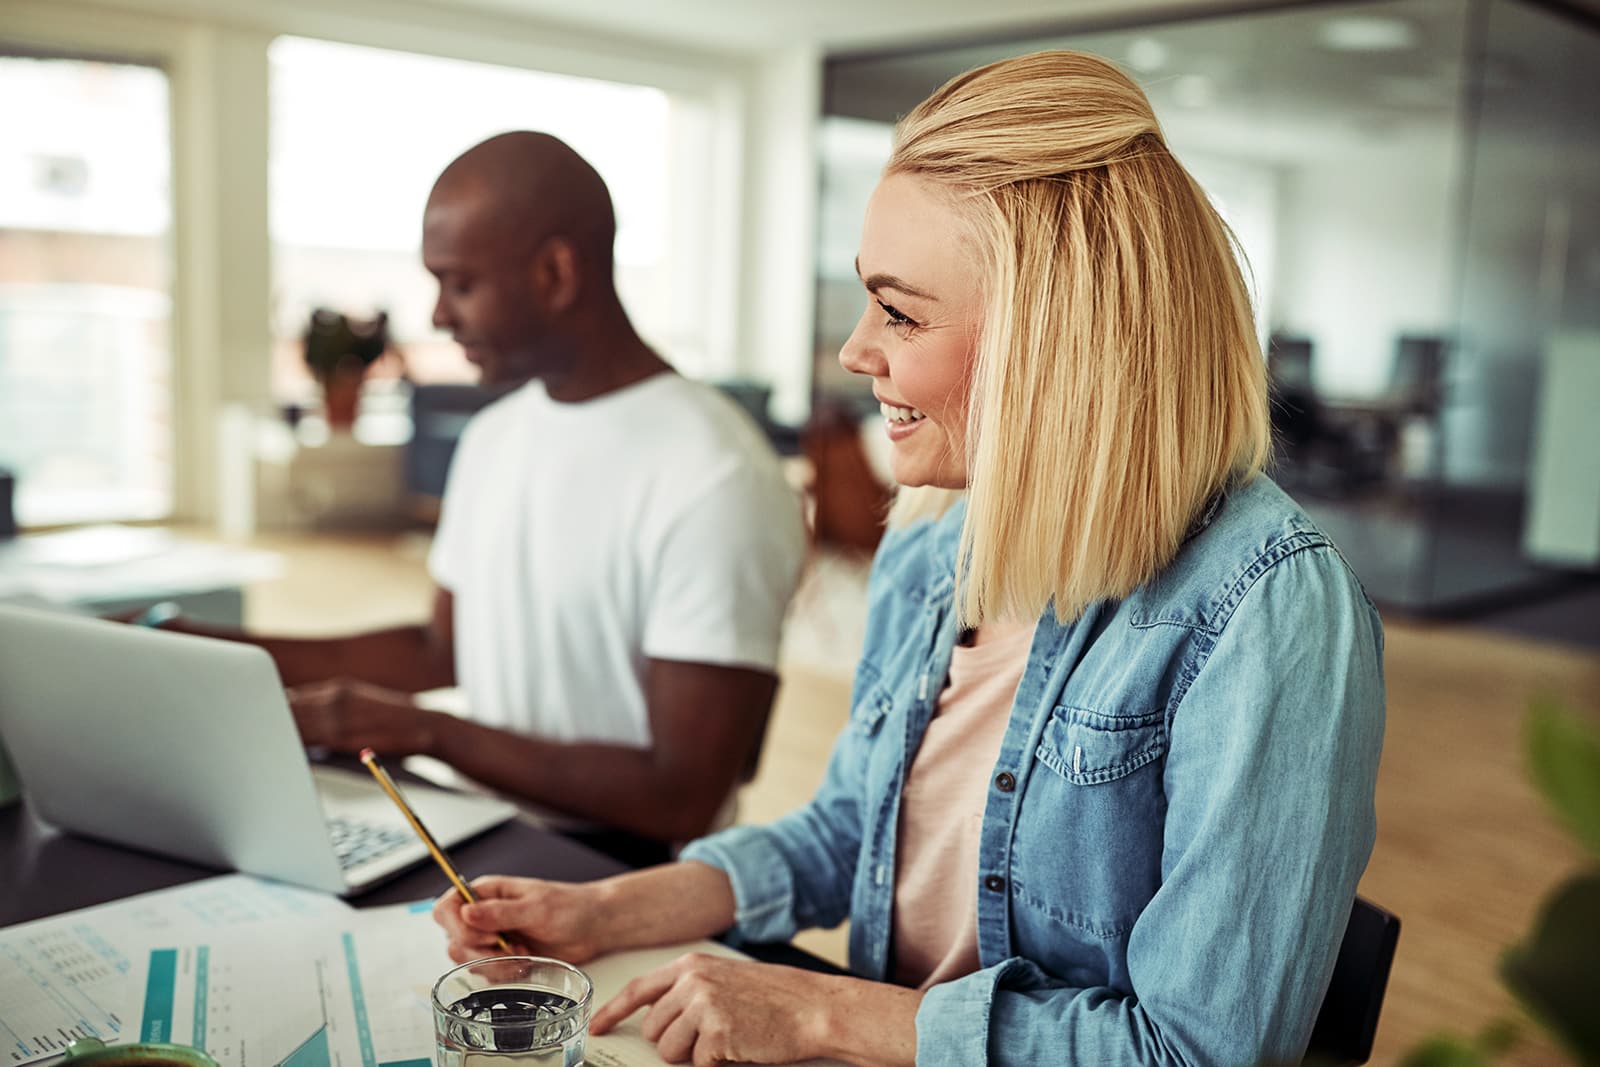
[115,905,844,1067]
[0,875,352,1065]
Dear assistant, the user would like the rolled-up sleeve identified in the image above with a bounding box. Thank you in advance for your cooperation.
[680,693,877,945]
[915,545,1386,1065]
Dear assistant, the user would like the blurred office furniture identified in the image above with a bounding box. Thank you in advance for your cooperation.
[1306,896,1401,1066]
[256,426,408,530]
[801,395,893,555]
[1524,332,1600,568]
[1268,335,1320,452]
[713,378,802,457]
[405,383,501,502]
[0,524,273,625]
[0,467,15,540]
[0,740,17,808]
[1269,333,1453,498]
[1382,335,1447,484]
[1268,335,1392,497]
[1386,335,1446,419]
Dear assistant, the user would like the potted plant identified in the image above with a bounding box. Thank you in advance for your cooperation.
[302,307,392,430]
[1400,698,1600,1066]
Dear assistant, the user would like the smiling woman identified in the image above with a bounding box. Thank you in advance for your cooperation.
[434,50,1385,1067]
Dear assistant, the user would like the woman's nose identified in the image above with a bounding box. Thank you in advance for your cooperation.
[838,308,885,378]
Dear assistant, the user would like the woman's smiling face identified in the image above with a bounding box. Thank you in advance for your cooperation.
[839,173,984,491]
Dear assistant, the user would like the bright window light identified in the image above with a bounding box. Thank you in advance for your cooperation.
[269,38,707,402]
[0,56,173,527]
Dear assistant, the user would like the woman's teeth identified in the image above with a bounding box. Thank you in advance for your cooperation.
[881,403,926,424]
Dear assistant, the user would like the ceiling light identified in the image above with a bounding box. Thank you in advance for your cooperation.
[1126,37,1169,73]
[1172,74,1215,109]
[1319,15,1419,52]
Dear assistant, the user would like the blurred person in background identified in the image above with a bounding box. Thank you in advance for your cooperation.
[164,132,806,866]
[435,53,1385,1065]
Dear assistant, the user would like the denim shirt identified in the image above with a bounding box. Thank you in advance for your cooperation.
[682,475,1385,1066]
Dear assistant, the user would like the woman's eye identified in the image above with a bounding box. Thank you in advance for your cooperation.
[877,301,916,331]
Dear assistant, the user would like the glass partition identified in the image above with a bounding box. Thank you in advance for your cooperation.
[815,0,1599,614]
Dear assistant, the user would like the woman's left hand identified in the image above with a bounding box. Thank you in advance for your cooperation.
[590,953,920,1067]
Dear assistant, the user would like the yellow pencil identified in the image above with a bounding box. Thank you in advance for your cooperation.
[359,747,513,953]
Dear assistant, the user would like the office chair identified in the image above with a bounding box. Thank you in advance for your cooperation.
[800,397,893,555]
[1388,335,1446,417]
[1304,896,1402,1065]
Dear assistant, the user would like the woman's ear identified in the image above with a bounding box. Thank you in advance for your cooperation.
[532,236,581,314]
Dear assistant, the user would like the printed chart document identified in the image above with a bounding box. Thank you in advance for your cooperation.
[115,905,846,1067]
[0,875,352,1066]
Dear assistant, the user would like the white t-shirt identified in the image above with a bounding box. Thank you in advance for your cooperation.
[428,373,806,751]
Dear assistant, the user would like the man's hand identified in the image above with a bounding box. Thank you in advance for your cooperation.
[286,678,439,756]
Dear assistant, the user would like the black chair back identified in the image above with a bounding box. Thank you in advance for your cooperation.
[405,383,504,498]
[1305,896,1401,1064]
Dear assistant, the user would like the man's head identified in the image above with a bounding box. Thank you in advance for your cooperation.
[422,132,617,388]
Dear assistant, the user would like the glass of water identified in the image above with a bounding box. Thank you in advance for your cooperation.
[432,956,594,1067]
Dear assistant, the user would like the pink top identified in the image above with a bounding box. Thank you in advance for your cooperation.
[891,619,1036,989]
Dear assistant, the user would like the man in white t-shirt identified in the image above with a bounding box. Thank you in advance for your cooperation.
[170,133,805,862]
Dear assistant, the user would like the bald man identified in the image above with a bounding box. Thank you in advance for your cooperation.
[170,133,806,865]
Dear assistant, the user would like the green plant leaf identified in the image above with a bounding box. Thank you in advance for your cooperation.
[1397,1034,1491,1067]
[1525,698,1600,857]
[1500,870,1600,1062]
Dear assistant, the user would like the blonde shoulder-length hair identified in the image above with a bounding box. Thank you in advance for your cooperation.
[885,49,1270,626]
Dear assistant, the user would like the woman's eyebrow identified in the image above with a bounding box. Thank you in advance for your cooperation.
[855,255,940,302]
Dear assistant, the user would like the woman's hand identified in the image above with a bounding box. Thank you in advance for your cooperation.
[591,955,922,1067]
[433,875,610,964]
[433,863,739,967]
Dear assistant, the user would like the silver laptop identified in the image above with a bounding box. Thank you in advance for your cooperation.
[0,604,516,895]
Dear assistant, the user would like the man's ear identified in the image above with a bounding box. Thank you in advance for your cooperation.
[532,237,581,314]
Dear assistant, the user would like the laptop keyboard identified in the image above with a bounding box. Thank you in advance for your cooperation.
[326,815,414,870]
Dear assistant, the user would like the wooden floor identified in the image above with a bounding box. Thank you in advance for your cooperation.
[237,529,1599,1065]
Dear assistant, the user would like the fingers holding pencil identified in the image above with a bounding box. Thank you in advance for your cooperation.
[358,747,512,952]
[432,875,611,966]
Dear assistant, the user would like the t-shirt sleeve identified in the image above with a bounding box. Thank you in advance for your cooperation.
[641,463,806,672]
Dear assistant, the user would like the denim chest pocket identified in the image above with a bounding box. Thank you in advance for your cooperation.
[1035,707,1167,784]
[1010,706,1170,949]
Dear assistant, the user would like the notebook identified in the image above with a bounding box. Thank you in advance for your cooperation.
[0,604,515,895]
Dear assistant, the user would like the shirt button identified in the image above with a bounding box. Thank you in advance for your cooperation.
[994,772,1015,792]
[984,875,1006,893]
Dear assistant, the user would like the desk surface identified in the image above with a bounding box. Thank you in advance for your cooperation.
[0,798,840,976]
[0,800,624,928]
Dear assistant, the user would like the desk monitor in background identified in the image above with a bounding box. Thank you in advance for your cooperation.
[0,604,515,896]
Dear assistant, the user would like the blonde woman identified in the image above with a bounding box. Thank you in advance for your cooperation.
[435,50,1385,1066]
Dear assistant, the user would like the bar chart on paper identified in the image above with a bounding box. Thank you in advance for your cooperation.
[135,945,334,1067]
[0,927,125,1063]
[0,876,353,1067]
[116,910,455,1067]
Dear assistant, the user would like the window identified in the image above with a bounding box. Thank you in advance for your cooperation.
[0,55,173,526]
[269,38,715,407]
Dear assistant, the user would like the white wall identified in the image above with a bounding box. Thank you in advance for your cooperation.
[1270,125,1463,398]
[733,44,822,425]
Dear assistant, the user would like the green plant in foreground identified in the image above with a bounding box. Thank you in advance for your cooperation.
[1399,698,1600,1067]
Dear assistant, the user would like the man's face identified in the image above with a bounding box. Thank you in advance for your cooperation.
[421,187,558,388]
